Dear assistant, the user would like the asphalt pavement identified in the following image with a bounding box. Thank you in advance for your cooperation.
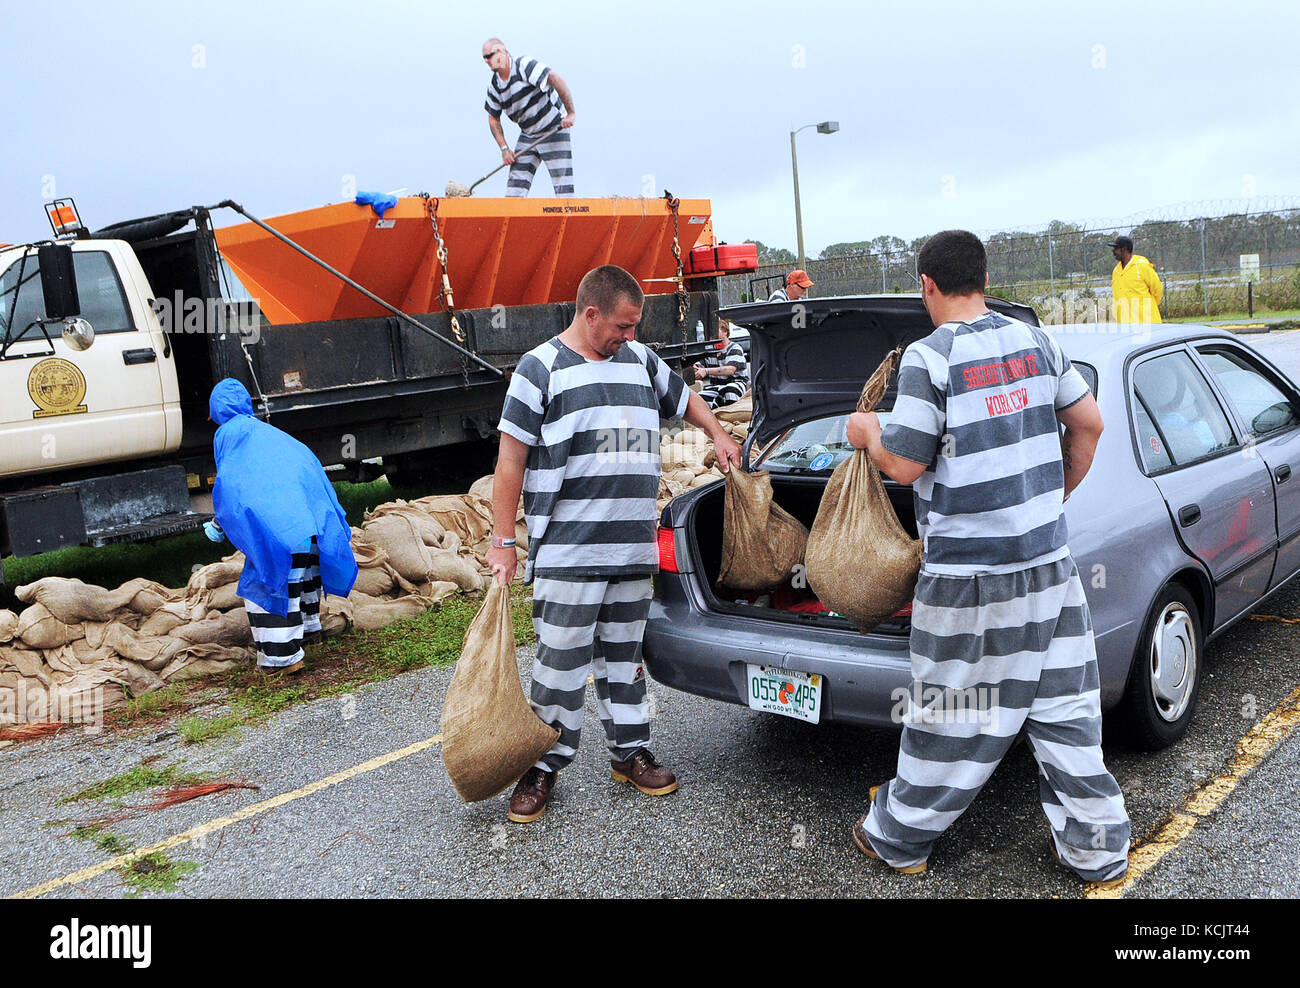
[3,573,1299,899]
[2,322,1297,900]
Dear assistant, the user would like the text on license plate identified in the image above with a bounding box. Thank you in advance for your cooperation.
[745,664,822,724]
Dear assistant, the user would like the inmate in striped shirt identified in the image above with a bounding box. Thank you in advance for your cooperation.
[880,311,1090,576]
[699,339,748,386]
[498,337,689,581]
[485,56,564,136]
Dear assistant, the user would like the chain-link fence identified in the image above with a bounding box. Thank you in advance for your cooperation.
[720,201,1300,322]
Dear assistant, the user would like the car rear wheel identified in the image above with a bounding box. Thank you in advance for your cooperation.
[1118,583,1202,750]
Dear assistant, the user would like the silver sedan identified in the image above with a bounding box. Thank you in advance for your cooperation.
[644,296,1300,749]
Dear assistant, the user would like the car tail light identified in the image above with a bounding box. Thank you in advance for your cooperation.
[657,526,679,573]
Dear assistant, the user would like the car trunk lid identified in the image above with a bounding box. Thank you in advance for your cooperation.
[720,294,1040,448]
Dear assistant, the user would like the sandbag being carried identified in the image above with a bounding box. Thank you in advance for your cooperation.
[805,347,923,632]
[440,581,559,802]
[718,468,809,590]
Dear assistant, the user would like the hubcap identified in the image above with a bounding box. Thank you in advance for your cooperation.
[1150,603,1196,722]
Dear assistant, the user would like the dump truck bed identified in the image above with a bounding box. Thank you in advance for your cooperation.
[214,196,713,324]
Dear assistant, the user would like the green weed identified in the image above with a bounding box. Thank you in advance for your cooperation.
[119,853,198,896]
[63,762,211,804]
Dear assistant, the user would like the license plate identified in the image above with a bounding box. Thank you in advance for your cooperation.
[745,665,822,724]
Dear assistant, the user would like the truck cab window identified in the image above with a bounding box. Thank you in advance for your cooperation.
[0,250,135,342]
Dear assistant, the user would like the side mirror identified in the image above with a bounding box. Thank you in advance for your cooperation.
[37,243,80,320]
[61,316,95,351]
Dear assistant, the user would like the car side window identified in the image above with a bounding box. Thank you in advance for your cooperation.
[0,250,135,342]
[1132,351,1236,469]
[1133,403,1173,472]
[1197,347,1299,438]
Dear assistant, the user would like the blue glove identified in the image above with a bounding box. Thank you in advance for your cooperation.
[203,520,225,543]
[354,191,399,218]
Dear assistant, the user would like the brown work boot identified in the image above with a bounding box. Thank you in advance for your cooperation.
[851,784,927,874]
[507,767,556,823]
[304,630,323,646]
[851,815,927,874]
[610,749,679,796]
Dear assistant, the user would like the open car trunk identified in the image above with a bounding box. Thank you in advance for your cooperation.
[684,471,917,636]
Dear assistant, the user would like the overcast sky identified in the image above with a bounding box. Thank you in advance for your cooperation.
[3,0,1298,253]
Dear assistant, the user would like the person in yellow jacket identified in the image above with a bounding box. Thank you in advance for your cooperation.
[1109,235,1163,323]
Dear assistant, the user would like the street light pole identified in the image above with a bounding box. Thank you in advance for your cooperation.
[791,130,805,270]
[789,120,839,272]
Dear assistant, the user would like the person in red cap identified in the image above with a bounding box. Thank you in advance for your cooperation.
[769,269,814,302]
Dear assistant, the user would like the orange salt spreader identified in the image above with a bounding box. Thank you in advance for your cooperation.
[214,195,720,325]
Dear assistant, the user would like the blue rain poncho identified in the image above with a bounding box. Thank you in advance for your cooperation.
[210,379,357,615]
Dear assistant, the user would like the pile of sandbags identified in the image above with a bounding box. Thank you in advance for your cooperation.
[656,390,753,510]
[0,480,522,726]
[1,394,755,727]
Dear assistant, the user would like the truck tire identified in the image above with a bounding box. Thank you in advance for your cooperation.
[1116,583,1202,750]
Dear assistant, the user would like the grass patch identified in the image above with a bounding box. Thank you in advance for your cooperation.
[177,712,243,745]
[67,821,199,894]
[2,477,451,610]
[94,582,537,744]
[1167,308,1300,325]
[70,823,131,855]
[63,762,212,804]
[124,682,191,720]
[322,584,535,680]
[120,853,198,896]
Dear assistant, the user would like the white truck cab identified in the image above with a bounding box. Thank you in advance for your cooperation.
[0,238,182,478]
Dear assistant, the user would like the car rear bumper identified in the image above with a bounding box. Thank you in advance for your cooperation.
[643,575,914,729]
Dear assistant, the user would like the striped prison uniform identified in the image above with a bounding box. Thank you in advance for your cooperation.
[697,339,749,409]
[244,538,322,669]
[485,55,573,196]
[530,576,653,769]
[863,311,1130,882]
[498,337,689,770]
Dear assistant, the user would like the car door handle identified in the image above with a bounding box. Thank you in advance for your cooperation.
[1178,504,1201,527]
[1276,464,1292,483]
[122,347,156,365]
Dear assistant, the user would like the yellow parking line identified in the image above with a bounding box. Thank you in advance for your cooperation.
[8,734,443,900]
[1085,686,1300,899]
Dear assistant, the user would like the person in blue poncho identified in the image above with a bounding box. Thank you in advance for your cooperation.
[206,379,358,675]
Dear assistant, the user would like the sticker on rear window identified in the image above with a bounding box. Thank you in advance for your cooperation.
[811,452,833,470]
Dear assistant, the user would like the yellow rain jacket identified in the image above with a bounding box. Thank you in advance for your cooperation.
[1112,254,1163,323]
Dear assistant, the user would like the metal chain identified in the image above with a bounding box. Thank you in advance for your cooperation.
[421,192,471,385]
[663,191,688,359]
[650,191,691,361]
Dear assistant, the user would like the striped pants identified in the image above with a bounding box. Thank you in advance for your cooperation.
[506,130,574,196]
[530,575,653,772]
[864,555,1131,882]
[243,538,322,669]
[699,379,747,409]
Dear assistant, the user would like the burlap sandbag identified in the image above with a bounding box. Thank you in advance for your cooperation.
[805,347,923,632]
[15,604,84,649]
[714,394,752,424]
[169,608,252,646]
[0,610,17,643]
[186,557,244,592]
[353,562,397,597]
[1,644,54,686]
[14,577,174,624]
[159,644,256,682]
[348,590,440,631]
[441,581,559,802]
[718,468,810,589]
